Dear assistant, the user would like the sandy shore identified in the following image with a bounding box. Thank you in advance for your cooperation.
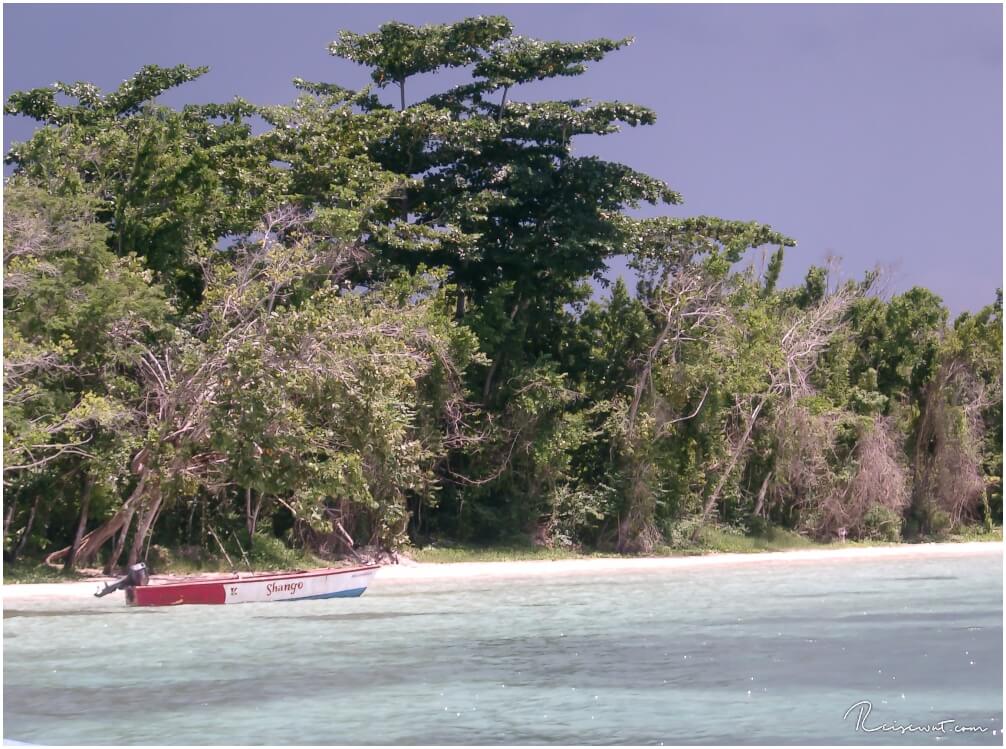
[2,541,1000,603]
[378,540,1002,582]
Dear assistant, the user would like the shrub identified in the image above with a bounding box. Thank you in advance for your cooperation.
[806,416,909,540]
[862,504,902,542]
[248,535,318,570]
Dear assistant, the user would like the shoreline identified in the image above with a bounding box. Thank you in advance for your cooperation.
[378,540,1003,582]
[2,541,1000,602]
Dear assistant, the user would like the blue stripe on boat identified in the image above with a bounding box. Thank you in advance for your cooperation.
[279,587,367,601]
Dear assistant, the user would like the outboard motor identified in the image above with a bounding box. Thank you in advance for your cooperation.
[94,563,149,598]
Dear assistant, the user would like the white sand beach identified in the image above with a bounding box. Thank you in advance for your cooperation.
[377,540,1003,582]
[2,541,1000,603]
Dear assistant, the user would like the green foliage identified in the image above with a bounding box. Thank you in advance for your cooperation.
[663,522,819,554]
[246,535,324,571]
[4,182,170,559]
[4,64,209,124]
[3,562,84,584]
[6,67,281,308]
[3,16,1000,572]
[946,524,1003,543]
[331,17,514,90]
[762,247,784,295]
[862,505,903,542]
[407,542,611,564]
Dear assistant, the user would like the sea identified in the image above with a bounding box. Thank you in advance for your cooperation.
[3,549,1002,745]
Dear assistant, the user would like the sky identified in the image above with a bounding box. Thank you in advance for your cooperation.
[3,3,1002,314]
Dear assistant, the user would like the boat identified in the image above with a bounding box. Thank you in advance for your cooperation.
[94,563,379,606]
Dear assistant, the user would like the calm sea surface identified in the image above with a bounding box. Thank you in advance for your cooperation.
[3,551,1002,745]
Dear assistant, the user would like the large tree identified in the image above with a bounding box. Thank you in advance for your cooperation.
[319,18,795,541]
[5,65,280,309]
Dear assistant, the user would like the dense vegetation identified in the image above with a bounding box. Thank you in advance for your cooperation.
[4,17,1001,572]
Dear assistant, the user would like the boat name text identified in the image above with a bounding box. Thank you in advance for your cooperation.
[266,581,305,596]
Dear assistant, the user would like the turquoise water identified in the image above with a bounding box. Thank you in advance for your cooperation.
[3,551,1002,745]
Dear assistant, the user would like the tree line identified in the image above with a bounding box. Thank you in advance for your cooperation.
[4,17,1001,571]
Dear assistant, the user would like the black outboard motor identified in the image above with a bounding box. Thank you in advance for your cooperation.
[94,563,149,598]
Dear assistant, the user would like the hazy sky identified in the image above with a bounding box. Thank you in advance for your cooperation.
[4,3,1002,313]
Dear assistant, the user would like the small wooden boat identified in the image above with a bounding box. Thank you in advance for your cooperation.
[95,563,379,607]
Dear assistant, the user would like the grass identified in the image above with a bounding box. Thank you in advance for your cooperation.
[674,525,822,554]
[406,543,618,564]
[945,524,1003,543]
[2,561,84,585]
[665,524,904,555]
[407,526,847,563]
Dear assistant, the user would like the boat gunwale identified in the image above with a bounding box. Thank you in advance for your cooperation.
[140,565,380,589]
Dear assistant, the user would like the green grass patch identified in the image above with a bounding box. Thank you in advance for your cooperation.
[3,560,84,585]
[655,524,891,556]
[945,524,1003,543]
[651,524,819,556]
[408,527,837,562]
[406,543,617,564]
[406,523,961,563]
[693,525,821,553]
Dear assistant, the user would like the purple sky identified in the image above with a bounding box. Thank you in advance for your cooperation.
[4,4,1002,313]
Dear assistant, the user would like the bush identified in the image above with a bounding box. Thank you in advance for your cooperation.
[540,484,613,550]
[861,504,902,542]
[665,517,705,550]
[929,509,952,539]
[247,535,318,570]
[667,521,817,553]
[146,544,173,573]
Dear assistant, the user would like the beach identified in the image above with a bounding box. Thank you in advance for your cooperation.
[3,541,1000,603]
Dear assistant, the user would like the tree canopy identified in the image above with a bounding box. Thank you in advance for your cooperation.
[4,17,1000,571]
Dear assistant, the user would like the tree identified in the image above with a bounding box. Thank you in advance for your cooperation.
[4,17,999,566]
[326,19,674,376]
[39,207,480,569]
[5,65,280,309]
[907,292,1003,534]
[4,180,170,561]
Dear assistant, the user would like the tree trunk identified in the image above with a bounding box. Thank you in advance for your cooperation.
[45,473,148,569]
[186,499,197,544]
[105,504,136,575]
[693,398,766,539]
[331,515,363,562]
[615,457,658,553]
[482,353,505,403]
[627,308,677,437]
[908,382,938,535]
[4,498,16,539]
[128,485,163,567]
[246,487,264,538]
[752,471,772,518]
[65,473,95,571]
[106,505,137,574]
[483,296,524,401]
[12,496,40,560]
